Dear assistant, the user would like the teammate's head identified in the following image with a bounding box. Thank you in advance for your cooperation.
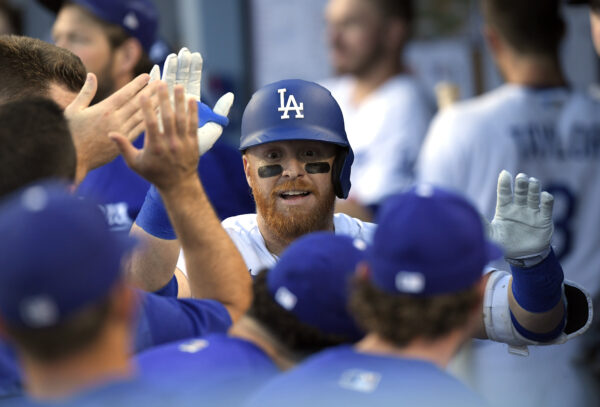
[587,0,600,56]
[351,186,501,348]
[241,79,353,242]
[0,182,138,362]
[0,35,86,108]
[325,0,413,76]
[0,98,77,198]
[247,233,366,357]
[481,0,565,58]
[51,0,157,103]
[0,0,22,35]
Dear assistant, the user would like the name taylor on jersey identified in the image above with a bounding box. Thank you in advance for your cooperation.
[510,122,600,160]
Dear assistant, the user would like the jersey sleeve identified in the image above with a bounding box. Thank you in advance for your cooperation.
[133,292,232,353]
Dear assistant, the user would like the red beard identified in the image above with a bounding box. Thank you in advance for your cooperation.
[252,178,336,242]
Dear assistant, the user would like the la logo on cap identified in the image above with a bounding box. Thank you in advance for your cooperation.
[277,88,304,119]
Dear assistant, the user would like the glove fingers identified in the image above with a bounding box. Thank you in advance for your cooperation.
[527,177,541,210]
[212,92,235,117]
[197,123,223,155]
[149,64,160,83]
[540,191,554,220]
[176,48,192,88]
[188,52,203,101]
[514,173,529,206]
[496,170,513,208]
[162,53,178,100]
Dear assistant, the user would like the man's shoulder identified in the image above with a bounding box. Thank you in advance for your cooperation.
[333,213,376,243]
[138,333,274,370]
[221,213,258,232]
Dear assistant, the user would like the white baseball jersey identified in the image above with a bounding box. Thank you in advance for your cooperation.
[417,84,600,406]
[321,75,434,205]
[176,213,376,275]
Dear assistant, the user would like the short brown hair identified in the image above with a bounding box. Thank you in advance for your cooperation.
[4,299,111,362]
[482,0,565,56]
[66,2,154,77]
[0,98,77,197]
[247,269,353,356]
[350,277,480,346]
[371,0,414,23]
[0,35,86,104]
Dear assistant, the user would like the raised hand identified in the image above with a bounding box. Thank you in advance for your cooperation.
[150,47,234,155]
[487,170,554,265]
[109,82,199,192]
[65,72,160,184]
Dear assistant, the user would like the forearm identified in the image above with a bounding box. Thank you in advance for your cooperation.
[125,223,181,292]
[507,250,566,342]
[159,175,251,322]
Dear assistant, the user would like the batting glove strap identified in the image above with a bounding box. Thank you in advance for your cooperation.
[197,101,229,128]
[505,246,551,268]
[135,185,176,240]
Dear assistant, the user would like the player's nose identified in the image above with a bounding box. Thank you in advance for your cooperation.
[281,157,306,179]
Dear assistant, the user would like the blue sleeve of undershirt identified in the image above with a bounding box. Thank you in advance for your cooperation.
[133,291,232,353]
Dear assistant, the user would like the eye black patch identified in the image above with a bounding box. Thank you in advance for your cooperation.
[258,165,283,178]
[305,162,331,174]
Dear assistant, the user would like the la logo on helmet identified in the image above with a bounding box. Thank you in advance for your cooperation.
[277,88,304,119]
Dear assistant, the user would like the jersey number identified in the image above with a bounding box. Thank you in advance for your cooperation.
[545,184,576,261]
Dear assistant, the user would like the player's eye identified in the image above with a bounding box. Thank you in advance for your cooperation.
[265,151,281,160]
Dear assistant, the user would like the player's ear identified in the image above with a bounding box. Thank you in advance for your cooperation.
[483,25,503,56]
[113,38,143,76]
[242,154,253,188]
[355,261,371,281]
[108,282,138,325]
[384,17,408,51]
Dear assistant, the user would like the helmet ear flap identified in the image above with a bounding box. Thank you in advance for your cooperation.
[332,148,348,199]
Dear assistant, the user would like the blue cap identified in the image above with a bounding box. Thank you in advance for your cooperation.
[0,181,137,328]
[368,185,502,296]
[71,0,158,53]
[267,232,367,340]
[240,79,354,199]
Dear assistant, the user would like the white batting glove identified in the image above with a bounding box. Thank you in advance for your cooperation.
[485,170,554,267]
[149,47,234,155]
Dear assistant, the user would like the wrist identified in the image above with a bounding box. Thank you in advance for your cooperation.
[157,173,202,200]
[135,185,176,240]
[506,246,551,268]
[510,248,563,312]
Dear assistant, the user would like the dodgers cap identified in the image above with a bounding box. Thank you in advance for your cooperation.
[266,232,366,340]
[40,0,158,53]
[0,181,137,328]
[368,185,502,296]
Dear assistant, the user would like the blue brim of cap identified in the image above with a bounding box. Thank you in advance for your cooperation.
[240,125,349,151]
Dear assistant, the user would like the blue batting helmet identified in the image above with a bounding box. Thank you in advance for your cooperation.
[240,79,354,199]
